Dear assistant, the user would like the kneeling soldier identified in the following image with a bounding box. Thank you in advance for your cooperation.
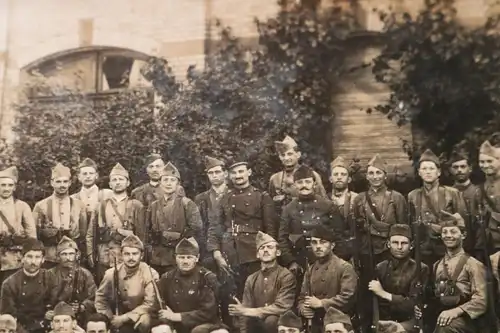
[49,301,85,333]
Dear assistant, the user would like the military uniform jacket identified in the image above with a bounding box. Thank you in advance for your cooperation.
[278,195,345,267]
[477,179,500,250]
[297,254,357,315]
[376,258,429,322]
[0,269,54,331]
[453,182,480,252]
[147,194,203,266]
[33,195,88,262]
[0,197,37,270]
[207,185,278,266]
[132,183,186,208]
[71,185,113,216]
[157,266,219,331]
[95,262,156,321]
[48,265,97,312]
[408,184,466,256]
[353,186,408,255]
[268,167,327,204]
[331,190,358,260]
[86,196,144,266]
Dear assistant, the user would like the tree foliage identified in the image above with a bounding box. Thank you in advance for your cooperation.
[371,0,500,169]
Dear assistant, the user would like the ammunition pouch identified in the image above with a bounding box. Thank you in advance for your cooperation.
[150,231,181,247]
[434,279,468,309]
[369,220,391,238]
[39,227,62,246]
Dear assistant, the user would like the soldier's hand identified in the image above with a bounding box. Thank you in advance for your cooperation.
[437,308,463,326]
[368,280,385,296]
[70,302,81,314]
[273,194,285,202]
[288,262,303,276]
[414,305,422,320]
[45,310,55,321]
[117,228,134,237]
[111,314,130,328]
[213,251,229,270]
[301,307,315,319]
[304,296,323,309]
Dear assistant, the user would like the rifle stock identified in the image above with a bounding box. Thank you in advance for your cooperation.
[113,257,120,316]
[305,239,312,333]
[410,203,425,333]
[364,210,379,333]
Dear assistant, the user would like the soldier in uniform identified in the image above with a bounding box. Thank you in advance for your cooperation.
[329,156,358,261]
[195,156,229,266]
[86,163,144,282]
[277,310,303,333]
[146,162,203,275]
[0,166,36,283]
[0,239,53,333]
[368,224,429,333]
[279,165,344,277]
[152,237,228,333]
[269,136,326,211]
[408,149,466,268]
[84,313,110,333]
[297,224,358,333]
[131,153,166,207]
[95,235,155,333]
[448,151,479,257]
[229,231,295,333]
[0,314,16,333]
[428,212,486,333]
[47,236,97,327]
[33,163,87,269]
[49,301,85,333]
[322,307,354,333]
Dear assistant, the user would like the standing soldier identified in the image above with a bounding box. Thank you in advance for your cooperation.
[47,236,97,327]
[94,235,155,333]
[33,163,87,269]
[279,165,344,277]
[86,163,144,281]
[131,154,165,208]
[448,151,479,257]
[195,156,229,267]
[408,149,466,268]
[329,156,358,261]
[229,231,296,333]
[0,166,36,283]
[207,158,278,297]
[146,162,203,275]
[269,136,326,211]
[0,239,53,333]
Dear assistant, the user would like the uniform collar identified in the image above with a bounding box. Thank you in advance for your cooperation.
[232,185,253,194]
[80,184,98,195]
[423,181,440,192]
[260,262,279,274]
[453,180,471,191]
[0,196,14,205]
[368,185,387,195]
[110,193,128,203]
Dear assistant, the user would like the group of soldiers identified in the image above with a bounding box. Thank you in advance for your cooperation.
[0,134,499,333]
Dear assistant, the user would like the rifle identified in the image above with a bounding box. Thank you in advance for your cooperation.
[92,213,99,275]
[148,265,164,310]
[364,209,379,333]
[477,203,498,333]
[304,238,313,333]
[113,257,121,317]
[410,204,424,333]
[70,264,81,321]
[144,207,152,264]
[350,210,365,333]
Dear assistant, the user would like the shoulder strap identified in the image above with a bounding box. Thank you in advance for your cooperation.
[0,209,16,234]
[451,254,470,282]
[47,197,53,225]
[481,184,500,213]
[365,192,382,221]
[422,189,440,217]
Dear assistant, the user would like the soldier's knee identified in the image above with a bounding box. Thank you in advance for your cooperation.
[152,324,174,333]
[263,315,279,332]
[210,329,229,333]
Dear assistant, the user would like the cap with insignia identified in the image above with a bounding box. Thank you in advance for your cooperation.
[389,224,412,240]
[330,156,349,172]
[368,154,387,173]
[78,158,98,170]
[440,210,466,230]
[448,150,469,165]
[479,140,500,159]
[145,153,164,167]
[275,135,298,154]
[378,320,406,333]
[294,165,315,181]
[161,162,181,180]
[419,149,440,167]
[310,224,337,243]
[0,314,16,331]
[175,237,200,256]
[53,301,75,318]
[204,156,225,171]
[227,155,249,170]
[109,163,129,179]
[255,231,277,250]
[22,238,45,255]
[323,306,352,327]
[278,310,302,329]
[121,234,144,251]
[56,235,78,254]
[52,163,71,180]
[0,166,18,183]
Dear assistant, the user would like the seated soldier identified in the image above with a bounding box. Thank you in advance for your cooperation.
[277,310,303,333]
[323,307,354,333]
[0,314,16,333]
[297,224,357,333]
[49,301,85,333]
[229,231,296,333]
[84,313,110,333]
[153,237,228,333]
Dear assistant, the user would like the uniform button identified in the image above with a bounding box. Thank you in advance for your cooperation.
[264,278,268,281]
[22,292,25,295]
[314,200,317,203]
[248,193,251,196]
[321,278,325,282]
[245,203,249,206]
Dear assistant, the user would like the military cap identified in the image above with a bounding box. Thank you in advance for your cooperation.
[419,149,440,167]
[0,166,18,183]
[78,158,98,170]
[278,310,302,329]
[323,306,352,327]
[480,140,500,159]
[0,314,16,331]
[145,153,164,167]
[440,210,466,230]
[22,238,45,255]
[204,156,225,171]
[330,156,349,171]
[121,234,144,251]
[447,150,469,165]
[57,235,78,254]
[175,237,199,256]
[310,224,337,243]
[110,163,129,179]
[368,154,387,173]
[53,301,75,318]
[228,159,248,170]
[52,163,71,179]
[161,162,181,180]
[378,320,406,333]
[255,231,277,250]
[275,135,298,154]
[389,224,412,240]
[294,164,315,181]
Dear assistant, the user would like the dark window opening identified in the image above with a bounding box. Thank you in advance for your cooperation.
[102,56,134,89]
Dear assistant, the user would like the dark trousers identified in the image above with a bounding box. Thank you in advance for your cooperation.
[246,315,279,333]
